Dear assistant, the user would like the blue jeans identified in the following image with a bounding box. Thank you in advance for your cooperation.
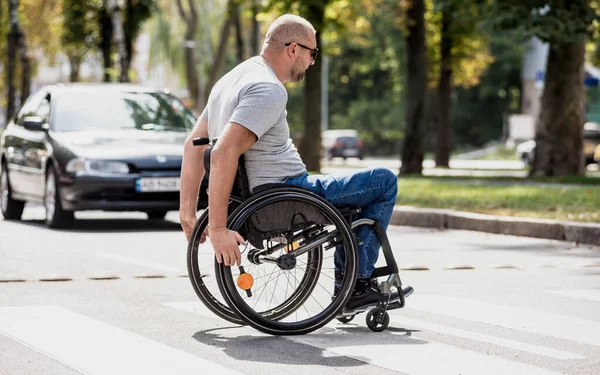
[284,167,398,279]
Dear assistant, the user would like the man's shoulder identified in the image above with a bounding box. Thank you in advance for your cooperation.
[236,58,284,89]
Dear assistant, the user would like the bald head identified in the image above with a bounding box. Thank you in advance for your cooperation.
[263,14,316,53]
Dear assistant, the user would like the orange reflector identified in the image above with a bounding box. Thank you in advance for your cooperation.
[237,273,254,291]
[287,241,300,252]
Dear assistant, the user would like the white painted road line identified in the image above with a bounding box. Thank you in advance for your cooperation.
[394,316,583,360]
[549,289,600,303]
[96,252,181,274]
[165,301,567,373]
[0,306,245,375]
[408,295,600,347]
[293,331,560,375]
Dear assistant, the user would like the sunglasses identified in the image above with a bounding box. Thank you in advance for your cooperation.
[285,42,319,61]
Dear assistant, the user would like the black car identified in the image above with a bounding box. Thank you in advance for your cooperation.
[321,129,365,160]
[0,83,206,228]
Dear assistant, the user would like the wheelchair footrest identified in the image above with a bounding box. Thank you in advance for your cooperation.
[402,285,415,299]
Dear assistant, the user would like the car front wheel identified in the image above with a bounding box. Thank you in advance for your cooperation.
[45,166,74,229]
[0,161,25,220]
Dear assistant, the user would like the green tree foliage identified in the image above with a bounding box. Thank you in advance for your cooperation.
[452,33,524,147]
[284,0,406,156]
[62,0,99,81]
[488,0,598,176]
[489,0,596,45]
[124,0,157,73]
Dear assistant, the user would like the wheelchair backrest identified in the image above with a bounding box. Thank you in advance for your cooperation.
[201,140,251,202]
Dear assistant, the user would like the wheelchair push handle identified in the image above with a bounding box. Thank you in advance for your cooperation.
[192,137,210,146]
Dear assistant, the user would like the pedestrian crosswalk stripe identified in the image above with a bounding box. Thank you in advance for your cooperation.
[408,295,600,347]
[392,316,583,360]
[164,301,570,373]
[548,289,600,303]
[293,330,560,375]
[0,306,245,375]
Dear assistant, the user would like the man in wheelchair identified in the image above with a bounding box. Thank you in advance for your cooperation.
[180,14,402,317]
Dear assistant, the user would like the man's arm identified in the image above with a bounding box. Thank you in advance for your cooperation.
[208,122,256,266]
[179,115,209,240]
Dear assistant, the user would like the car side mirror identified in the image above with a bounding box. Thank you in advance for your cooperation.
[23,116,49,132]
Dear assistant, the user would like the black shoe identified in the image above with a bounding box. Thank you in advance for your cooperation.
[343,278,399,312]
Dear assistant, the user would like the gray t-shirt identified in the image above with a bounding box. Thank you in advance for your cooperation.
[201,56,307,191]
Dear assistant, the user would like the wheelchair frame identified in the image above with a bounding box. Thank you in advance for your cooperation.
[187,137,413,334]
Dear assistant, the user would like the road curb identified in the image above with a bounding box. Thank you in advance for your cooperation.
[391,206,600,246]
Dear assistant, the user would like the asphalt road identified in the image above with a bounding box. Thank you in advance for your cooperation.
[1,206,599,375]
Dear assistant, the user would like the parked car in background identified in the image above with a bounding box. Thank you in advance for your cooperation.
[584,122,600,164]
[321,129,364,160]
[516,140,536,166]
[516,122,600,166]
[0,83,206,228]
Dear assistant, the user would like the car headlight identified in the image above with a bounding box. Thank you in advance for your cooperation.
[66,158,130,175]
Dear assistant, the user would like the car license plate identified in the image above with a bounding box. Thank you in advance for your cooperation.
[135,177,180,192]
[342,149,359,157]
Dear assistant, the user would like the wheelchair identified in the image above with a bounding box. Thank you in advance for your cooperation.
[186,137,414,335]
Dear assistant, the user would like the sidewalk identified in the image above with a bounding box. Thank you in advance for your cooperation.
[391,206,600,246]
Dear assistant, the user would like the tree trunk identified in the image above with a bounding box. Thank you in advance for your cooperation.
[299,2,325,172]
[400,0,427,175]
[205,1,235,103]
[176,0,201,111]
[435,8,452,168]
[251,0,261,56]
[530,41,586,176]
[6,0,19,121]
[18,28,30,104]
[68,53,81,82]
[233,4,244,63]
[124,0,134,74]
[109,0,129,82]
[99,5,113,82]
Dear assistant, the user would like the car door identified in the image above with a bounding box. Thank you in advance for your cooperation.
[22,93,52,198]
[4,90,47,197]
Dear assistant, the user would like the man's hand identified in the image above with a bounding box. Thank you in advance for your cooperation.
[210,227,246,266]
[180,211,198,242]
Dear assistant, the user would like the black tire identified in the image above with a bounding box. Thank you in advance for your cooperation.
[366,308,389,332]
[188,206,325,326]
[218,187,358,336]
[0,161,25,220]
[44,165,74,229]
[146,210,168,220]
[187,209,244,325]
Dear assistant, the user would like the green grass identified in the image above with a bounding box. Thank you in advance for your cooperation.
[396,177,600,222]
[404,175,600,185]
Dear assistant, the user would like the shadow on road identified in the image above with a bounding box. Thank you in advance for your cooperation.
[192,324,425,367]
[5,218,182,233]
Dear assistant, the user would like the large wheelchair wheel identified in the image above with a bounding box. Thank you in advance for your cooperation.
[187,202,331,326]
[218,186,358,335]
[187,208,243,325]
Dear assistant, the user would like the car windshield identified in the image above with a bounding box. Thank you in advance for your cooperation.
[337,136,359,144]
[52,90,196,132]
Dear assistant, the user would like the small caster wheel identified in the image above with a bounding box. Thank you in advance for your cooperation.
[366,308,389,332]
[337,315,355,324]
